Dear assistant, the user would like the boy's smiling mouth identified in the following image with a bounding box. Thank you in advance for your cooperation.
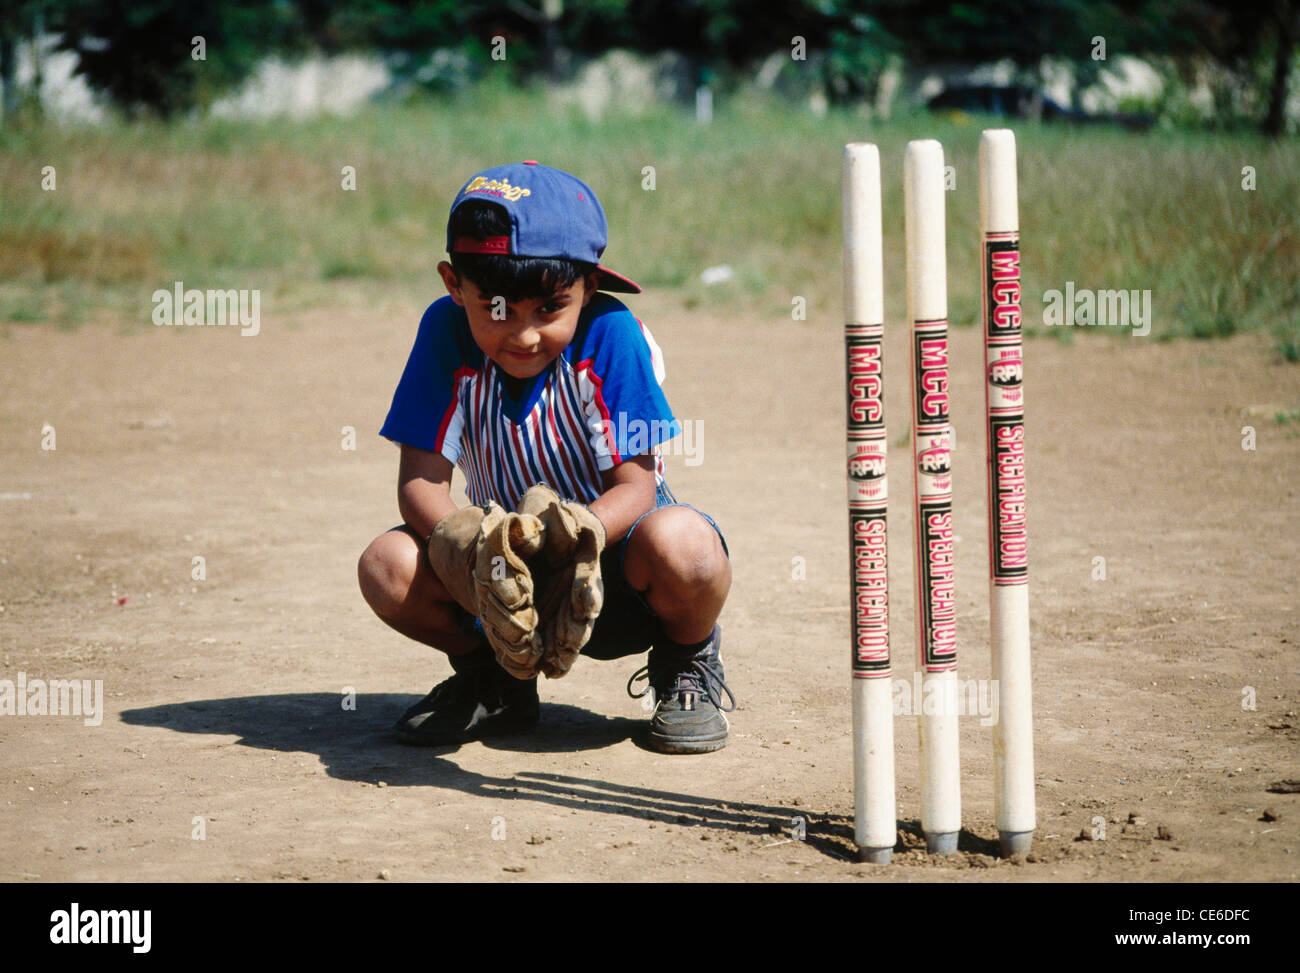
[502,348,543,365]
[497,347,551,378]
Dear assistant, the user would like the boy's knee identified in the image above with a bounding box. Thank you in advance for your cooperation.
[627,506,727,592]
[358,530,421,618]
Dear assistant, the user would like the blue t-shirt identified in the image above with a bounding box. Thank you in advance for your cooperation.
[381,293,679,508]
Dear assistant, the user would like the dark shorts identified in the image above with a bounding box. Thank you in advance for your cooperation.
[582,480,728,661]
[398,482,727,662]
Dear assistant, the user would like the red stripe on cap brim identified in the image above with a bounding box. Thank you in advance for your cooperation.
[452,235,511,254]
[596,265,641,294]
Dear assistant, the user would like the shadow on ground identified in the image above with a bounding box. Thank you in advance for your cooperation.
[122,692,859,861]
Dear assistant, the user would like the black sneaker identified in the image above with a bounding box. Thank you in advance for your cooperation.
[627,625,736,754]
[394,643,539,746]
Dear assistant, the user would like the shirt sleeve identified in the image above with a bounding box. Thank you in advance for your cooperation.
[379,298,478,462]
[575,296,680,470]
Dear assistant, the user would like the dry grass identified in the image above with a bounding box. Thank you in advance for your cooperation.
[1,87,1297,353]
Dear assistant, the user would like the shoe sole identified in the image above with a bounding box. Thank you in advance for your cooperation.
[646,728,729,754]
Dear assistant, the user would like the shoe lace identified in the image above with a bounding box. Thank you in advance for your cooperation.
[626,656,736,713]
[626,664,654,700]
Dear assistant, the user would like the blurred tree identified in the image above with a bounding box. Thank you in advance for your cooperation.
[555,0,904,99]
[1169,0,1298,135]
[863,0,1184,95]
[11,0,1294,130]
[856,0,1297,134]
[51,0,300,116]
[1263,0,1296,136]
[240,2,547,81]
[0,0,55,121]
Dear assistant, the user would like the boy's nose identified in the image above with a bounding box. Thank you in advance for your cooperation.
[511,321,541,347]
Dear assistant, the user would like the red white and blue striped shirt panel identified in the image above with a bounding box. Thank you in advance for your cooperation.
[380,293,678,509]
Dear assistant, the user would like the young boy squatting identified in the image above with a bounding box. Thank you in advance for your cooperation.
[357,161,735,753]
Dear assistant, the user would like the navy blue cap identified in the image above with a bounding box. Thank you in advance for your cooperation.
[447,161,640,294]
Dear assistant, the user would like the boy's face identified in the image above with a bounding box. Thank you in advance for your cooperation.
[438,262,599,379]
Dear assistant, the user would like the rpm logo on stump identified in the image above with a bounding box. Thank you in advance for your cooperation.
[915,433,952,494]
[847,444,888,502]
[988,349,1023,392]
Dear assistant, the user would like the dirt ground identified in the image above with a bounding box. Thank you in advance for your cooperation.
[1,292,1296,883]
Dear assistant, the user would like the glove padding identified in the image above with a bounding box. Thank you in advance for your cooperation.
[427,503,547,680]
[517,484,607,679]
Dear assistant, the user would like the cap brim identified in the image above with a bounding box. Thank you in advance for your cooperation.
[596,265,641,294]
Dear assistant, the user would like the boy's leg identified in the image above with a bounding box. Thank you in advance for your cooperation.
[357,525,480,655]
[622,506,731,642]
[620,505,735,754]
[357,526,538,745]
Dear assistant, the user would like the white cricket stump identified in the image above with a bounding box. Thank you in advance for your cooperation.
[992,585,1034,855]
[979,128,1036,858]
[918,670,962,854]
[904,139,961,855]
[843,143,897,865]
[852,681,895,862]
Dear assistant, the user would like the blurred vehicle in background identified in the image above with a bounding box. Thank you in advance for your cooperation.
[928,84,1155,131]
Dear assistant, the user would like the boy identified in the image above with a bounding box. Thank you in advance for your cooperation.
[357,161,734,754]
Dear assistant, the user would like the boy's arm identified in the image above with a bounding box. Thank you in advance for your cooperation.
[397,444,462,540]
[588,453,657,544]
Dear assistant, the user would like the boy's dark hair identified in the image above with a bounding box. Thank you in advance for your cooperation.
[448,201,597,301]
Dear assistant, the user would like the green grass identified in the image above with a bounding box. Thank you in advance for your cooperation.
[1,85,1297,353]
[1272,318,1300,362]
